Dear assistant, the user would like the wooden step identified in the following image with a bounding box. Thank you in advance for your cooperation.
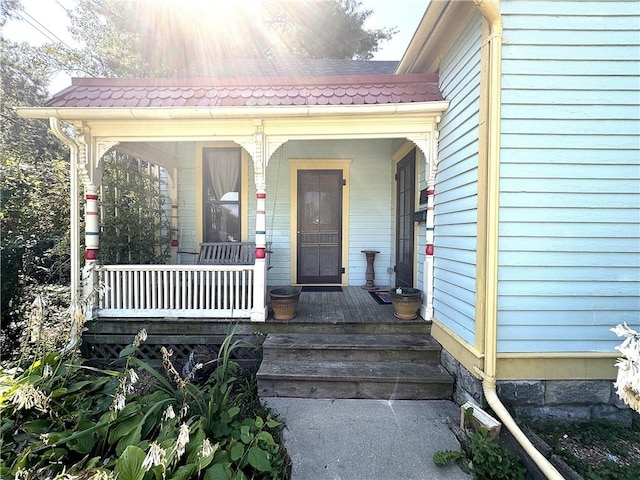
[262,333,442,363]
[261,321,431,336]
[257,360,454,400]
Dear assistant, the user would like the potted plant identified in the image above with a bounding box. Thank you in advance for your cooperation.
[390,287,422,320]
[269,287,301,320]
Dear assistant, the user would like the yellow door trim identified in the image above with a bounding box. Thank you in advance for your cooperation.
[289,159,352,285]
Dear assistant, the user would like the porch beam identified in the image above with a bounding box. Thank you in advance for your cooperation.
[80,114,444,141]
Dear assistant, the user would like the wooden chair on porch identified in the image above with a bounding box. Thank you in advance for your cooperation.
[198,242,272,269]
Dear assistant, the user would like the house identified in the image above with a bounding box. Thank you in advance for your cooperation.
[18,0,638,429]
[400,0,640,426]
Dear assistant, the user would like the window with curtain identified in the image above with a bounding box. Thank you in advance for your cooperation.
[203,147,241,242]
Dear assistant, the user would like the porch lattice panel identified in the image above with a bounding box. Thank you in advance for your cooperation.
[83,334,262,370]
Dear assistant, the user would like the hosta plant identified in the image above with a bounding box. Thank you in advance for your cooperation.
[1,321,288,479]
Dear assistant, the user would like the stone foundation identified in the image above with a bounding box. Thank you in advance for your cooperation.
[440,350,637,426]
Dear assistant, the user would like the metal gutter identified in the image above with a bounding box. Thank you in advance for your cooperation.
[472,1,563,477]
[16,102,450,121]
[49,118,80,305]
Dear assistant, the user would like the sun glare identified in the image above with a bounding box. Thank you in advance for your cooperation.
[139,0,288,62]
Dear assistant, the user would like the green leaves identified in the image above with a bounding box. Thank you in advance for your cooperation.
[246,446,271,472]
[115,445,146,480]
[66,420,98,454]
[1,329,288,479]
[204,463,233,480]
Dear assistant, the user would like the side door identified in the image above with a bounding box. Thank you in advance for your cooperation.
[395,149,416,287]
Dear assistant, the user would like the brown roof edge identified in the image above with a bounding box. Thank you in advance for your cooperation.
[69,72,439,88]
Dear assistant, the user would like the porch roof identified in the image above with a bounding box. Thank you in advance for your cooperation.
[44,73,442,109]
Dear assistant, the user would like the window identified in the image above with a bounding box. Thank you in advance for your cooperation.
[203,147,241,242]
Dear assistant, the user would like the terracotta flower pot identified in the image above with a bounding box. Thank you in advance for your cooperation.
[269,287,301,320]
[390,287,422,320]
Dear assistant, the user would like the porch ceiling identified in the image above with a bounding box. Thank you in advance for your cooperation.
[112,141,183,170]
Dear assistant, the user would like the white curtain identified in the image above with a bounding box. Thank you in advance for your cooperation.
[205,148,240,201]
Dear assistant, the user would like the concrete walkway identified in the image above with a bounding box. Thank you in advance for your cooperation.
[262,398,471,480]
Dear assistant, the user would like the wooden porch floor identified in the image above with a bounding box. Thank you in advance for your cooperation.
[267,286,423,324]
[83,286,430,367]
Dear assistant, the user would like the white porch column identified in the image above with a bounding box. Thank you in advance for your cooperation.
[244,122,268,321]
[82,183,100,301]
[409,129,440,321]
[424,179,435,320]
[80,139,109,311]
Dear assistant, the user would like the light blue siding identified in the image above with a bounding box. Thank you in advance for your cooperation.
[266,139,396,287]
[175,145,197,262]
[499,0,640,353]
[175,139,400,286]
[433,11,483,346]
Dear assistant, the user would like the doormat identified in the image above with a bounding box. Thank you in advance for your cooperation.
[302,286,343,292]
[369,291,392,304]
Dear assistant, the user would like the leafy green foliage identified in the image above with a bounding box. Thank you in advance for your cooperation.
[267,0,397,60]
[1,35,70,328]
[433,449,471,473]
[48,0,396,79]
[433,425,525,480]
[1,325,289,479]
[469,427,525,480]
[99,152,172,265]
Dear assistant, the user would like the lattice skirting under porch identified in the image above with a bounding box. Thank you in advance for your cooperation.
[81,323,264,372]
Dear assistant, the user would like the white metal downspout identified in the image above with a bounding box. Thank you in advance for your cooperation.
[49,118,80,305]
[472,2,563,478]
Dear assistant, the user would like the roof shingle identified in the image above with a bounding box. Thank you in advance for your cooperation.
[46,73,442,108]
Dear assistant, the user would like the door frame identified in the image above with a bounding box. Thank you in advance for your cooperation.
[290,159,352,285]
[393,141,419,287]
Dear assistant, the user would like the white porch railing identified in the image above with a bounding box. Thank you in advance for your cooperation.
[97,264,255,318]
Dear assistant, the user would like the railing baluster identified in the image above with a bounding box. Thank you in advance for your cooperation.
[234,270,240,309]
[163,270,168,310]
[115,270,121,309]
[151,270,156,309]
[133,270,139,309]
[145,270,150,309]
[96,264,256,318]
[180,270,186,309]
[216,271,222,309]
[128,270,133,309]
[169,270,174,310]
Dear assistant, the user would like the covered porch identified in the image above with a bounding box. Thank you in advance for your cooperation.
[18,71,447,324]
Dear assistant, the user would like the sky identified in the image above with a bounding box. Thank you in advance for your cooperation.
[4,0,427,93]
